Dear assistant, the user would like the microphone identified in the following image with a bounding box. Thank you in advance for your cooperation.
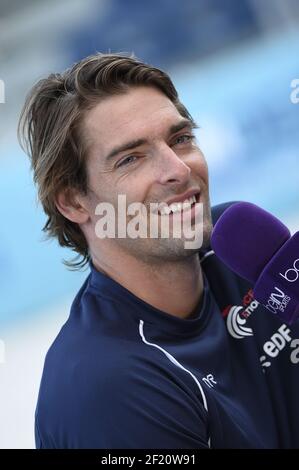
[211,202,299,324]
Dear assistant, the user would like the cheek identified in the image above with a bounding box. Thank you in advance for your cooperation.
[191,151,209,183]
[119,178,150,204]
[86,174,118,217]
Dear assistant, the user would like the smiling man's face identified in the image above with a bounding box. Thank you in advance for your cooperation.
[81,85,213,263]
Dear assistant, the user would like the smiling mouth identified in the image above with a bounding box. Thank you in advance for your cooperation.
[157,192,201,216]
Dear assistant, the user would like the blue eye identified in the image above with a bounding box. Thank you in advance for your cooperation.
[117,155,138,168]
[175,134,195,145]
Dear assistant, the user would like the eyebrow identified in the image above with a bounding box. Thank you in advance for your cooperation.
[104,118,196,162]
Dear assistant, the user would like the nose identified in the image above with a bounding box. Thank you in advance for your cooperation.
[155,144,191,186]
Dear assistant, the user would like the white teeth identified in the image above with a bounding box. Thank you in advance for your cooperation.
[158,194,198,215]
[182,199,191,210]
[169,203,177,213]
[159,205,171,215]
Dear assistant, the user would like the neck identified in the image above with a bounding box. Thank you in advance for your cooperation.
[91,248,204,319]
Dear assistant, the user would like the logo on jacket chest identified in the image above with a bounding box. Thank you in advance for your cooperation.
[222,289,259,339]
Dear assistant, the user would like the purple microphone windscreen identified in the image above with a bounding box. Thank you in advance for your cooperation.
[211,202,291,284]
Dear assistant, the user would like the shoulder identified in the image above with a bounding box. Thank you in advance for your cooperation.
[36,334,208,448]
[35,328,135,447]
[37,347,209,449]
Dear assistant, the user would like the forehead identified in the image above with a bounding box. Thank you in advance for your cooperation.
[83,86,184,156]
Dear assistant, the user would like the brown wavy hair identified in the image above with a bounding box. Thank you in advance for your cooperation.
[18,53,195,269]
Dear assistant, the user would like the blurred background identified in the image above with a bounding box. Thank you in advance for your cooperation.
[0,0,298,448]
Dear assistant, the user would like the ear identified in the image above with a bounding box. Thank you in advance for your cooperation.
[55,188,90,224]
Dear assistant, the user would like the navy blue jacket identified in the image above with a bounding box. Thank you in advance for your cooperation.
[35,203,299,448]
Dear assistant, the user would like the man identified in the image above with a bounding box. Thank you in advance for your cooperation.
[20,53,299,448]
